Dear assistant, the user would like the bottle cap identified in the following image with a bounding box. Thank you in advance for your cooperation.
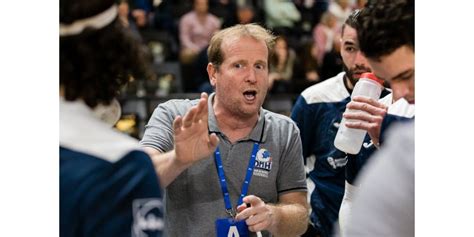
[361,72,384,85]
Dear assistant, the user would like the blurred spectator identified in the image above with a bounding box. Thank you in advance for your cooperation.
[179,0,221,65]
[312,0,331,26]
[320,36,343,80]
[222,3,258,28]
[150,0,177,34]
[313,11,337,65]
[126,0,154,29]
[269,35,296,94]
[263,0,301,36]
[117,0,142,41]
[293,0,319,38]
[179,0,221,92]
[209,0,237,22]
[354,0,368,9]
[328,0,352,29]
[293,40,321,93]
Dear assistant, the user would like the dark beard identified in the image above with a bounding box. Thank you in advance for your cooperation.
[342,64,358,88]
[343,63,371,88]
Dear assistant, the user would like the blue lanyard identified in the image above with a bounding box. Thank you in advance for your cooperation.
[214,142,259,218]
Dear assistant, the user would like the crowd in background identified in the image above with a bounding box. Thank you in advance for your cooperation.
[118,0,367,95]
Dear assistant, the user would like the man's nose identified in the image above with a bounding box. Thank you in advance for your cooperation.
[245,68,257,83]
[354,51,369,68]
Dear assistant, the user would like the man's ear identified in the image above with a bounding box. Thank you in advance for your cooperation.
[207,63,217,87]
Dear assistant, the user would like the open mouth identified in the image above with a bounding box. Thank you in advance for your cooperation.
[243,90,257,101]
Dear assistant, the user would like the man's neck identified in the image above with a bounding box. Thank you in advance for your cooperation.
[343,74,355,93]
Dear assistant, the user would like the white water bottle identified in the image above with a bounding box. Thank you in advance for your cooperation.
[334,72,384,154]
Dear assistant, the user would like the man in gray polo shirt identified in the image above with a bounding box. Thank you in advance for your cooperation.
[140,24,309,237]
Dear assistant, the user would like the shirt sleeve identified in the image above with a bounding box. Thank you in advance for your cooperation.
[276,121,308,194]
[140,101,178,152]
[291,95,316,162]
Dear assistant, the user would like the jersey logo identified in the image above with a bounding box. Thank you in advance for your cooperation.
[132,198,164,237]
[327,156,348,169]
[253,148,272,178]
[363,141,374,149]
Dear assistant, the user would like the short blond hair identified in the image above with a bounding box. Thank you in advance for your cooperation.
[207,23,276,69]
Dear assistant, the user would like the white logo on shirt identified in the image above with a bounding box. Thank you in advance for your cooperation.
[132,198,164,237]
[327,156,348,169]
[363,141,374,149]
[254,148,272,178]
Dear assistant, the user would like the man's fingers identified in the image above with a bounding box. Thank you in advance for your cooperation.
[343,111,383,123]
[236,203,247,213]
[173,116,183,134]
[248,221,268,233]
[347,101,387,116]
[182,106,197,127]
[194,93,208,123]
[353,96,388,109]
[245,212,266,226]
[344,120,371,130]
[209,133,220,149]
[344,120,381,131]
[243,195,261,206]
[235,195,263,220]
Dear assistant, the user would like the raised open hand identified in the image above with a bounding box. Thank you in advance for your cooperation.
[173,93,220,167]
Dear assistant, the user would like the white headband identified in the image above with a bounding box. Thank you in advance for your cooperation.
[60,5,118,36]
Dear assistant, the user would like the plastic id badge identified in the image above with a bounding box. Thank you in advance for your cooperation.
[215,218,249,237]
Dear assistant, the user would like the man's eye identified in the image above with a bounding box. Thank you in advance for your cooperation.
[234,63,243,69]
[255,64,265,70]
[345,47,356,52]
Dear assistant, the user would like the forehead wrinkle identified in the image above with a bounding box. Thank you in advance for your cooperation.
[222,36,267,62]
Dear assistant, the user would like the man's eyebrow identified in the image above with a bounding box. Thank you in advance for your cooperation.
[255,59,267,65]
[342,40,355,45]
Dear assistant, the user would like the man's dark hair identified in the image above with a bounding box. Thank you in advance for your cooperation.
[341,9,363,37]
[60,0,152,108]
[358,0,414,61]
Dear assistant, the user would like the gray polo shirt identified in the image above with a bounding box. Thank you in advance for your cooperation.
[140,93,307,237]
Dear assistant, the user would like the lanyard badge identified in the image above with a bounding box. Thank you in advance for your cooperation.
[214,142,259,237]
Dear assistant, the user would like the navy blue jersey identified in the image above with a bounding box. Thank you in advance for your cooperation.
[60,148,163,237]
[60,99,163,237]
[345,97,415,185]
[291,73,350,237]
[291,73,390,237]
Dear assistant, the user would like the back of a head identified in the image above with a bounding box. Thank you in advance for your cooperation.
[60,0,150,108]
[207,24,276,68]
[357,0,414,61]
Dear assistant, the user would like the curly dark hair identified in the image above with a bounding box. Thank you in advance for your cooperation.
[357,0,414,61]
[60,0,152,108]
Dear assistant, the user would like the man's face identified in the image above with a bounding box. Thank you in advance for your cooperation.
[368,45,415,104]
[340,25,372,87]
[208,36,269,118]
